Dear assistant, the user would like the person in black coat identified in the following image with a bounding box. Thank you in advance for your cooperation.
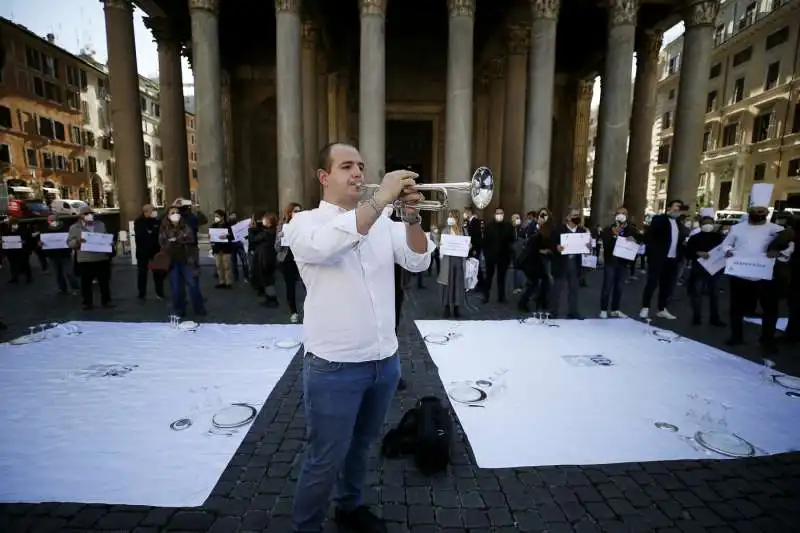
[41,214,80,294]
[482,207,515,303]
[684,216,725,326]
[518,208,553,313]
[1,217,33,283]
[599,207,643,317]
[134,204,165,299]
[640,199,687,320]
[548,206,591,319]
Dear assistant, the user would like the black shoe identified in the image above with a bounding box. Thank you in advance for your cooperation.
[518,302,531,313]
[692,317,702,326]
[566,314,584,320]
[710,319,726,327]
[443,306,451,318]
[397,378,407,391]
[214,283,225,289]
[453,306,461,318]
[334,506,387,533]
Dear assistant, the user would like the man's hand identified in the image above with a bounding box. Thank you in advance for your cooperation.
[766,250,779,259]
[612,226,620,236]
[556,245,564,252]
[698,251,710,259]
[374,169,418,204]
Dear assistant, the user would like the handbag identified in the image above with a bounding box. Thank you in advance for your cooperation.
[150,250,171,272]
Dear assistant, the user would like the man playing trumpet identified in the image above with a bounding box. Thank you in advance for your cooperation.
[285,142,434,533]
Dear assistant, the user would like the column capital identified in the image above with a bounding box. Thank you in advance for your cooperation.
[143,17,182,45]
[275,0,300,13]
[302,21,318,49]
[487,56,506,79]
[360,0,387,16]
[683,0,720,27]
[100,0,133,12]
[608,0,638,27]
[188,0,219,14]
[448,0,475,17]
[507,25,530,55]
[530,0,560,20]
[636,28,663,59]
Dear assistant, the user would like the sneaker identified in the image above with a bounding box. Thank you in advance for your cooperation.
[599,311,608,319]
[334,506,386,533]
[610,310,627,318]
[639,307,650,319]
[289,313,300,323]
[656,309,677,320]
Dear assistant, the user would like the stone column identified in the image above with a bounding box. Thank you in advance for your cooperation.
[274,0,305,208]
[486,57,506,213]
[571,79,594,209]
[523,0,559,214]
[220,69,235,212]
[301,21,318,208]
[188,0,226,215]
[359,0,386,183]
[500,26,530,214]
[590,0,638,225]
[549,76,578,221]
[472,73,489,171]
[336,72,350,141]
[624,29,661,223]
[317,55,329,150]
[666,0,720,213]
[444,0,475,210]
[101,0,147,226]
[145,16,190,206]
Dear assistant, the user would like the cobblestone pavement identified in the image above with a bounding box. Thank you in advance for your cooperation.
[1,257,798,533]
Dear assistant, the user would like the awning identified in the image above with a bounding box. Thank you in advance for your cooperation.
[10,186,34,194]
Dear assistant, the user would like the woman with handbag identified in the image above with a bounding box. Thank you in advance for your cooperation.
[276,203,302,323]
[437,209,467,318]
[158,206,206,317]
[248,211,279,308]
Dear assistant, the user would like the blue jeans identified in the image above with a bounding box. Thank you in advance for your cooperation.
[292,353,401,532]
[168,261,205,315]
[600,261,628,312]
[51,255,79,292]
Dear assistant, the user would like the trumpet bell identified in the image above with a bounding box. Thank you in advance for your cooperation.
[471,167,494,210]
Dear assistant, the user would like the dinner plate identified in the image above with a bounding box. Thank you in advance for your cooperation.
[8,334,40,345]
[178,321,199,331]
[424,334,450,345]
[448,385,486,404]
[694,430,755,458]
[652,329,680,342]
[275,339,301,349]
[212,403,257,428]
[773,374,800,391]
[654,422,679,432]
[170,418,192,431]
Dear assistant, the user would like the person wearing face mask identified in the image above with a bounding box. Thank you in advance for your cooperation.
[509,213,527,294]
[249,211,280,307]
[429,223,441,276]
[437,209,468,318]
[228,212,249,282]
[159,207,206,317]
[482,208,515,303]
[40,214,79,294]
[134,204,165,300]
[67,206,113,310]
[210,209,236,289]
[639,199,687,320]
[277,203,303,322]
[683,216,725,327]
[599,207,642,318]
[548,206,590,319]
[721,184,784,352]
[1,217,33,284]
[518,208,553,313]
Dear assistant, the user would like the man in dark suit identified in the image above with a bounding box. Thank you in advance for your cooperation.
[548,206,590,318]
[639,199,687,320]
[482,207,515,303]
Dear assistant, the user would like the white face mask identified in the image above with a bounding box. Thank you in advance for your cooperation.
[149,211,158,218]
[11,224,18,230]
[513,218,521,226]
[169,213,181,223]
[49,221,58,227]
[615,214,627,223]
[214,216,222,223]
[701,224,714,232]
[262,219,269,227]
[83,214,93,223]
[495,215,504,222]
[431,228,439,233]
[446,217,456,226]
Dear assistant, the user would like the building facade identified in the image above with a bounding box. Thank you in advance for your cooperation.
[649,0,800,213]
[139,76,164,206]
[79,53,115,207]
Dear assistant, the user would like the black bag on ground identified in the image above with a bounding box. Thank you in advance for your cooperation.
[381,395,452,475]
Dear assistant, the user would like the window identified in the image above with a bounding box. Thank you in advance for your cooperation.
[53,121,65,141]
[66,66,80,87]
[55,155,68,171]
[793,102,800,134]
[722,123,738,146]
[788,158,800,178]
[71,126,81,145]
[714,25,725,45]
[764,62,780,90]
[44,81,62,103]
[98,78,108,98]
[732,47,752,67]
[33,76,45,97]
[657,143,671,164]
[88,156,97,173]
[0,144,10,164]
[39,117,54,138]
[80,69,88,91]
[667,54,680,75]
[192,169,198,181]
[19,112,37,135]
[140,97,147,112]
[753,163,766,181]
[144,142,152,159]
[101,136,112,150]
[154,145,163,161]
[66,90,78,109]
[42,55,59,79]
[26,148,37,167]
[151,102,160,117]
[662,112,672,129]
[668,89,675,100]
[733,78,745,103]
[145,166,152,180]
[702,130,711,152]
[766,26,789,50]
[26,46,41,70]
[752,112,773,143]
[105,160,112,176]
[0,106,11,128]
[73,157,85,173]
[83,131,95,147]
[709,63,721,79]
[42,152,54,169]
[706,90,718,112]
[81,100,90,123]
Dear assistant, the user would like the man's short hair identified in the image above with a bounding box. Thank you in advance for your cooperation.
[667,199,684,209]
[317,142,356,173]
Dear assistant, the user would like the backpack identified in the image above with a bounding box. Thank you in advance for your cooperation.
[381,396,452,475]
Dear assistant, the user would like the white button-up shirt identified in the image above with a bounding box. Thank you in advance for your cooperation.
[285,201,435,363]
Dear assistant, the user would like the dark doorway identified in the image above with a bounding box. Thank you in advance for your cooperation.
[386,119,434,228]
[717,180,732,210]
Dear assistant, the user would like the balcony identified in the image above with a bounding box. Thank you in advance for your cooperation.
[714,0,792,49]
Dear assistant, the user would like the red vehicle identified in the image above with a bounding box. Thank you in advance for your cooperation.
[2,183,52,219]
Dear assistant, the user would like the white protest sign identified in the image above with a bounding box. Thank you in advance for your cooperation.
[697,244,726,276]
[231,219,250,243]
[1,236,22,249]
[581,255,598,269]
[439,234,470,257]
[81,232,113,253]
[208,228,229,243]
[560,232,591,255]
[40,232,69,250]
[724,255,775,280]
[612,238,640,261]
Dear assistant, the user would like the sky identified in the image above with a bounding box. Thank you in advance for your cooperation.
[1,0,685,105]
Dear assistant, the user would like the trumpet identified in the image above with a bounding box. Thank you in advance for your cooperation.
[360,166,494,211]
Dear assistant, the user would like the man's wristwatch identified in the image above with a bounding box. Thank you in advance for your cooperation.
[404,212,421,225]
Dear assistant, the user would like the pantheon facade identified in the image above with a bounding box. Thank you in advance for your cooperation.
[104,0,720,225]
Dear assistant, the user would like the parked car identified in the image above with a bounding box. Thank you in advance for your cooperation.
[7,197,52,218]
[51,199,89,216]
